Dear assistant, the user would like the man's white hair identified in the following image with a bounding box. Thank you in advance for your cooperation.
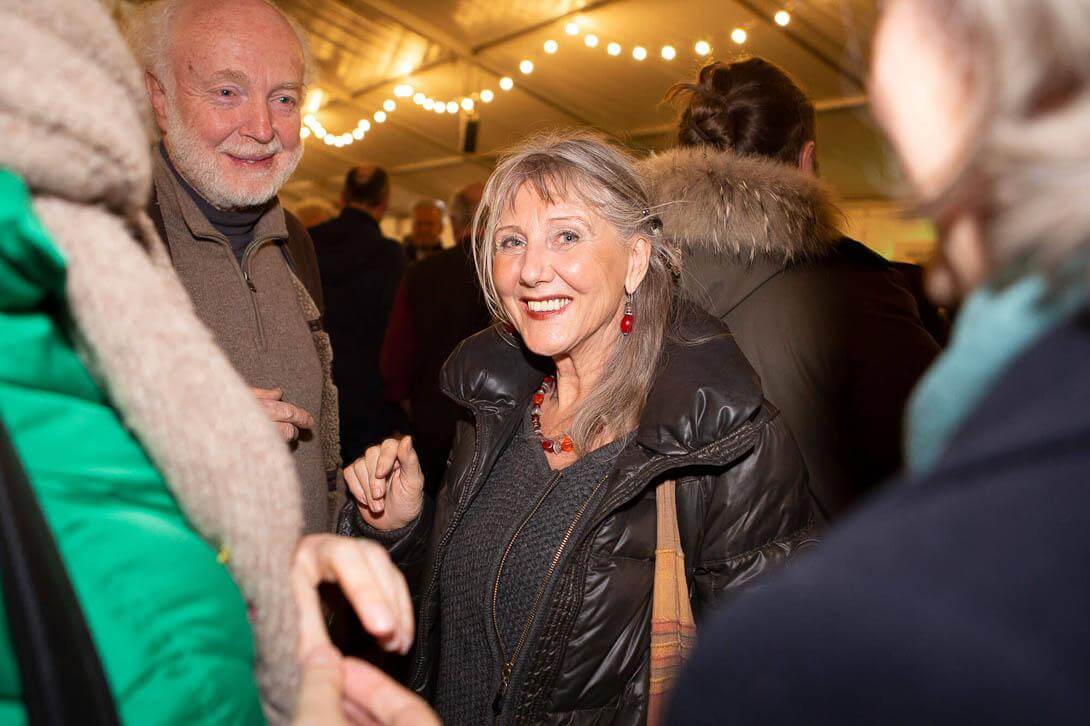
[121,0,314,89]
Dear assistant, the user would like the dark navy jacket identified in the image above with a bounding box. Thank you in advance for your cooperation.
[671,310,1090,725]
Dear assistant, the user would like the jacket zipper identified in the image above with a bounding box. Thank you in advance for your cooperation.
[491,470,612,720]
[238,237,274,350]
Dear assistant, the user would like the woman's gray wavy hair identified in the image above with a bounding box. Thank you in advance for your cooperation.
[472,129,680,452]
[907,0,1090,279]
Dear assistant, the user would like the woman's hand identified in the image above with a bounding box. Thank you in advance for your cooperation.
[292,534,437,725]
[344,436,425,531]
[292,534,414,656]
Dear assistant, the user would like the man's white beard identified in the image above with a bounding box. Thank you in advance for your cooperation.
[164,103,303,211]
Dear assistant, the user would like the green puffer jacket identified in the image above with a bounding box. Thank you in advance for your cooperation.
[0,170,264,724]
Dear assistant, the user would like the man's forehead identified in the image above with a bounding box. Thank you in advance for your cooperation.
[172,1,304,81]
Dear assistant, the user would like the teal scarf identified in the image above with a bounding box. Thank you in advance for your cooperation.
[905,274,1086,475]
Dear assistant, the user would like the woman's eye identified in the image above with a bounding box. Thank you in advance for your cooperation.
[498,236,525,251]
[558,231,580,245]
[216,89,236,98]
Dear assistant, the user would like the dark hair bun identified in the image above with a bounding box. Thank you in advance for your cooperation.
[666,58,816,165]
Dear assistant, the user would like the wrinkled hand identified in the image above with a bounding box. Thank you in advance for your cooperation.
[253,387,314,443]
[292,534,438,726]
[344,436,425,531]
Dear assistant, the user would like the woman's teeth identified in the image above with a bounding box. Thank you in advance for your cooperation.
[527,298,571,313]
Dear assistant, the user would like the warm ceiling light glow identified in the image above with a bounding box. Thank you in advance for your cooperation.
[564,21,579,36]
[383,99,396,112]
[352,127,365,140]
[423,98,435,110]
[324,134,335,145]
[373,110,387,123]
[607,42,622,56]
[303,113,317,127]
[731,27,748,44]
[314,127,326,139]
[480,88,495,103]
[435,103,446,114]
[358,119,371,132]
[499,76,514,91]
[446,100,458,113]
[584,33,599,48]
[660,45,677,60]
[544,39,559,54]
[632,45,648,61]
[461,97,475,111]
[519,59,534,74]
[774,10,791,26]
[304,88,324,113]
[300,126,311,139]
[393,84,413,98]
[694,40,711,56]
[396,61,413,75]
[413,92,426,104]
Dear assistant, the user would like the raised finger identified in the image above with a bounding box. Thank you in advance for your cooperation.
[363,446,385,510]
[320,539,399,642]
[344,459,371,511]
[342,658,439,726]
[375,438,401,480]
[359,541,413,652]
[292,536,338,656]
[396,436,424,493]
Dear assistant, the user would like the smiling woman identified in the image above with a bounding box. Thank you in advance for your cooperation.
[339,129,819,724]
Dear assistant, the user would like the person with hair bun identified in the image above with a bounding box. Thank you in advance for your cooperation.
[640,58,940,520]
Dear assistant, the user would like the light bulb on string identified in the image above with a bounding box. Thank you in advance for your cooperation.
[435,103,446,114]
[324,134,334,145]
[632,45,647,61]
[481,89,495,103]
[584,33,599,48]
[461,97,475,112]
[661,45,676,60]
[731,28,748,44]
[607,42,622,56]
[544,39,558,54]
[774,10,791,26]
[694,40,711,56]
[393,84,413,98]
[413,92,426,105]
[352,127,364,140]
[423,98,435,110]
[519,59,534,74]
[373,110,387,123]
[565,21,579,36]
[445,100,458,113]
[383,99,396,112]
[358,120,371,132]
[300,126,311,139]
[499,76,514,91]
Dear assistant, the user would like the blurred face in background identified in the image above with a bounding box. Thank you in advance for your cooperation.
[871,0,985,297]
[148,0,305,210]
[410,204,444,248]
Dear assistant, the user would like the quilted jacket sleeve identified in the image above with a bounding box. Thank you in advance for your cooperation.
[678,405,820,622]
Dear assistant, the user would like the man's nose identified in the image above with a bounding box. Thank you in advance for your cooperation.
[240,97,275,144]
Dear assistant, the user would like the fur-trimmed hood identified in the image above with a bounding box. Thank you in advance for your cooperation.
[638,146,845,263]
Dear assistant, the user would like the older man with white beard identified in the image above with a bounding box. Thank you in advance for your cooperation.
[127,0,338,533]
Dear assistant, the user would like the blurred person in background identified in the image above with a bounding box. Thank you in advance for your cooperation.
[310,166,407,462]
[292,196,338,229]
[671,0,1090,722]
[640,58,941,520]
[341,130,816,724]
[402,199,444,262]
[126,0,339,533]
[380,181,490,492]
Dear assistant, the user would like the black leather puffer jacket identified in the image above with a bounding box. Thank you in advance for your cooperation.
[374,306,818,725]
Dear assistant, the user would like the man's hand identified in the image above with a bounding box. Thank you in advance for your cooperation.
[253,387,314,443]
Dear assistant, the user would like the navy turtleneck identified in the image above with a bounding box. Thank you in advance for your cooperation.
[161,144,271,264]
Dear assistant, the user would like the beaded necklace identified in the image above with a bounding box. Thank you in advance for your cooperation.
[530,375,574,454]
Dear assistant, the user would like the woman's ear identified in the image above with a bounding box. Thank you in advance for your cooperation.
[625,236,652,295]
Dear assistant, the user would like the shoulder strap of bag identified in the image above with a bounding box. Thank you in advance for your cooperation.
[0,418,119,725]
[648,478,697,726]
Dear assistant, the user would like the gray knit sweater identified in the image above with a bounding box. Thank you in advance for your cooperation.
[434,409,626,724]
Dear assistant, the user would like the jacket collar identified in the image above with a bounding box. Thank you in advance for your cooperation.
[637,145,844,265]
[339,205,382,231]
[152,144,288,244]
[440,304,763,456]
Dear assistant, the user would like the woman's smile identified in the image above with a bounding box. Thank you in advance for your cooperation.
[523,296,573,319]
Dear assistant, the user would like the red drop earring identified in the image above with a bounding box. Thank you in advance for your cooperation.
[620,292,634,335]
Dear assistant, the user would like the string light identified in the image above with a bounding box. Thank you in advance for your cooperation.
[731,28,748,44]
[445,100,458,113]
[694,40,711,56]
[396,61,414,75]
[774,10,791,26]
[358,120,371,132]
[607,42,622,56]
[423,98,435,110]
[383,99,396,112]
[393,84,414,98]
[304,88,324,114]
[481,89,495,103]
[300,126,311,139]
[499,76,514,91]
[632,45,647,61]
[352,127,364,140]
[461,97,475,112]
[373,110,387,123]
[565,21,579,36]
[435,103,446,114]
[584,33,599,48]
[661,45,676,60]
[519,59,534,74]
[413,92,426,104]
[544,39,559,53]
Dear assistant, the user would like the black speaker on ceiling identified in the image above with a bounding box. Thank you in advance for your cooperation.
[459,114,479,154]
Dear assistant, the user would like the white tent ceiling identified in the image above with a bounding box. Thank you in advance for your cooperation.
[277,0,897,214]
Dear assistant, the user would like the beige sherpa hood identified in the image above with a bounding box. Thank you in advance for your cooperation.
[638,145,845,263]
